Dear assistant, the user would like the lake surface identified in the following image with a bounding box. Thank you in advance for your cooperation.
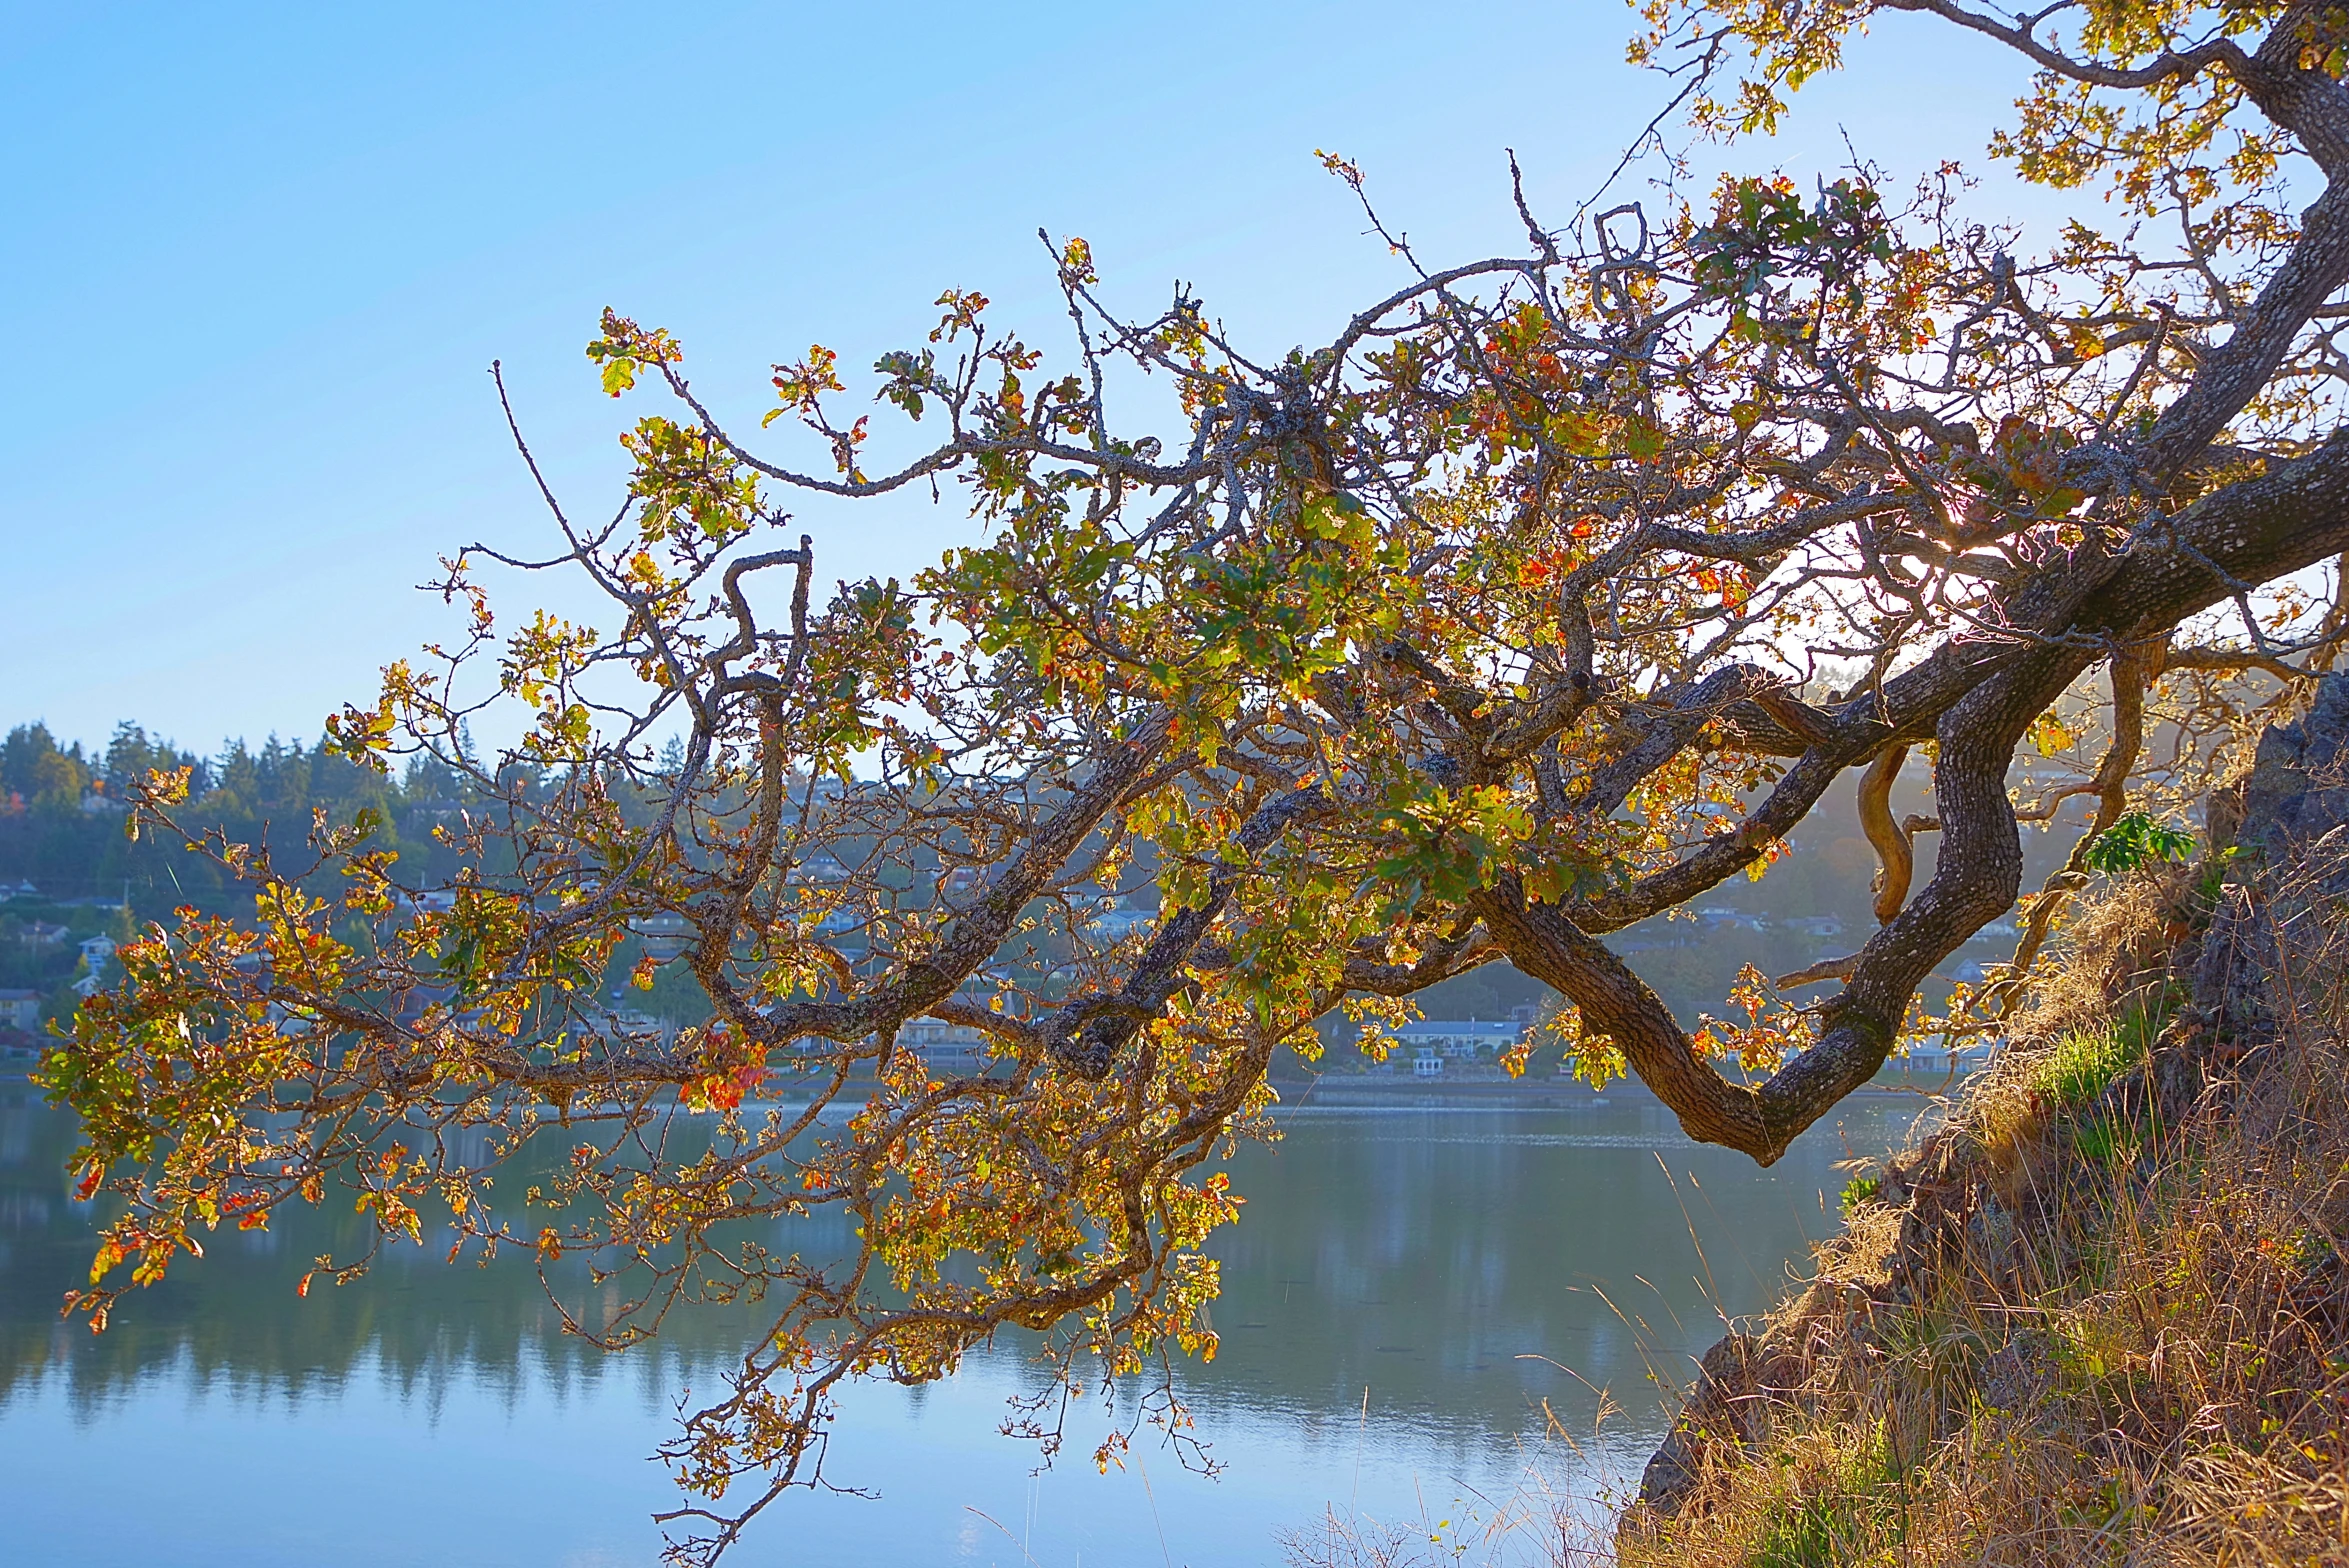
[0,1090,1919,1566]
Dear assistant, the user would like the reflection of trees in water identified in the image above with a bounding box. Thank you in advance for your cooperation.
[0,1096,1897,1457]
[1188,1108,1891,1457]
[0,1094,861,1414]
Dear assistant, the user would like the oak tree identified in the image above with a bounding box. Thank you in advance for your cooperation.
[45,2,2349,1557]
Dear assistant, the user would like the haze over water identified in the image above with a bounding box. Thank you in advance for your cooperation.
[0,1094,1915,1565]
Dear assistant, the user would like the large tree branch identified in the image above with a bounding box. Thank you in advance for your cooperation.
[1879,0,2248,94]
[1480,666,2029,1164]
[1574,664,1789,817]
[1480,428,2349,1163]
[1856,742,1915,926]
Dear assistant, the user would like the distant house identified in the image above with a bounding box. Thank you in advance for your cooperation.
[1391,1018,1523,1061]
[899,1016,991,1068]
[1781,915,1844,939]
[1412,1046,1444,1077]
[1890,1039,1996,1076]
[21,921,68,948]
[0,879,37,902]
[73,933,118,999]
[0,989,42,1031]
[899,1016,988,1049]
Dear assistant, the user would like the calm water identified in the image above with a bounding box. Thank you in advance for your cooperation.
[0,1091,1915,1566]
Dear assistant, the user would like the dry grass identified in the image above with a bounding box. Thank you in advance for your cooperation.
[1620,847,2349,1568]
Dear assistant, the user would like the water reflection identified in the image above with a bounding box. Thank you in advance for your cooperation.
[0,1091,1916,1565]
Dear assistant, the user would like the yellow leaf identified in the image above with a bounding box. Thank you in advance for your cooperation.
[2029,711,2076,757]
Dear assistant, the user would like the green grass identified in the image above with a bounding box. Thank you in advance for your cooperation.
[1750,1492,1856,1568]
[1747,1428,1904,1568]
[2073,1113,2140,1164]
[2036,990,2180,1160]
[2035,1027,2137,1110]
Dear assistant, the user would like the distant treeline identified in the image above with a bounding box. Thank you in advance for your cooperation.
[0,721,482,912]
[0,722,499,1021]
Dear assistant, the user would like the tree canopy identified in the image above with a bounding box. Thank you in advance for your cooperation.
[43,3,2349,1558]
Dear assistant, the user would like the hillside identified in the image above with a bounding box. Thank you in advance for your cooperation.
[1622,679,2349,1565]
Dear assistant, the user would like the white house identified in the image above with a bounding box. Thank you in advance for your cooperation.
[72,934,118,999]
[897,1015,993,1072]
[0,988,42,1031]
[1889,1040,1997,1075]
[899,1016,989,1050]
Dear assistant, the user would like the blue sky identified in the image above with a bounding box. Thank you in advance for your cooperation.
[5,1,2053,753]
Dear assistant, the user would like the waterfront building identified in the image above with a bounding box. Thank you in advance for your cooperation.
[1389,1018,1523,1062]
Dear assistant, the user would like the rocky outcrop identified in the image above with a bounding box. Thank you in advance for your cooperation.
[2198,674,2349,1045]
[1632,1333,1764,1515]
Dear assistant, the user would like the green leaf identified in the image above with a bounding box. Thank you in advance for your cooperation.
[2084,812,2195,875]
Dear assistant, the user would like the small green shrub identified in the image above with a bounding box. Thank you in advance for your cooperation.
[2073,1113,2136,1165]
[1750,1492,1851,1568]
[2193,843,2242,905]
[2035,1025,2141,1111]
[1838,1174,1882,1214]
[1748,1429,1903,1567]
[2084,812,2195,875]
